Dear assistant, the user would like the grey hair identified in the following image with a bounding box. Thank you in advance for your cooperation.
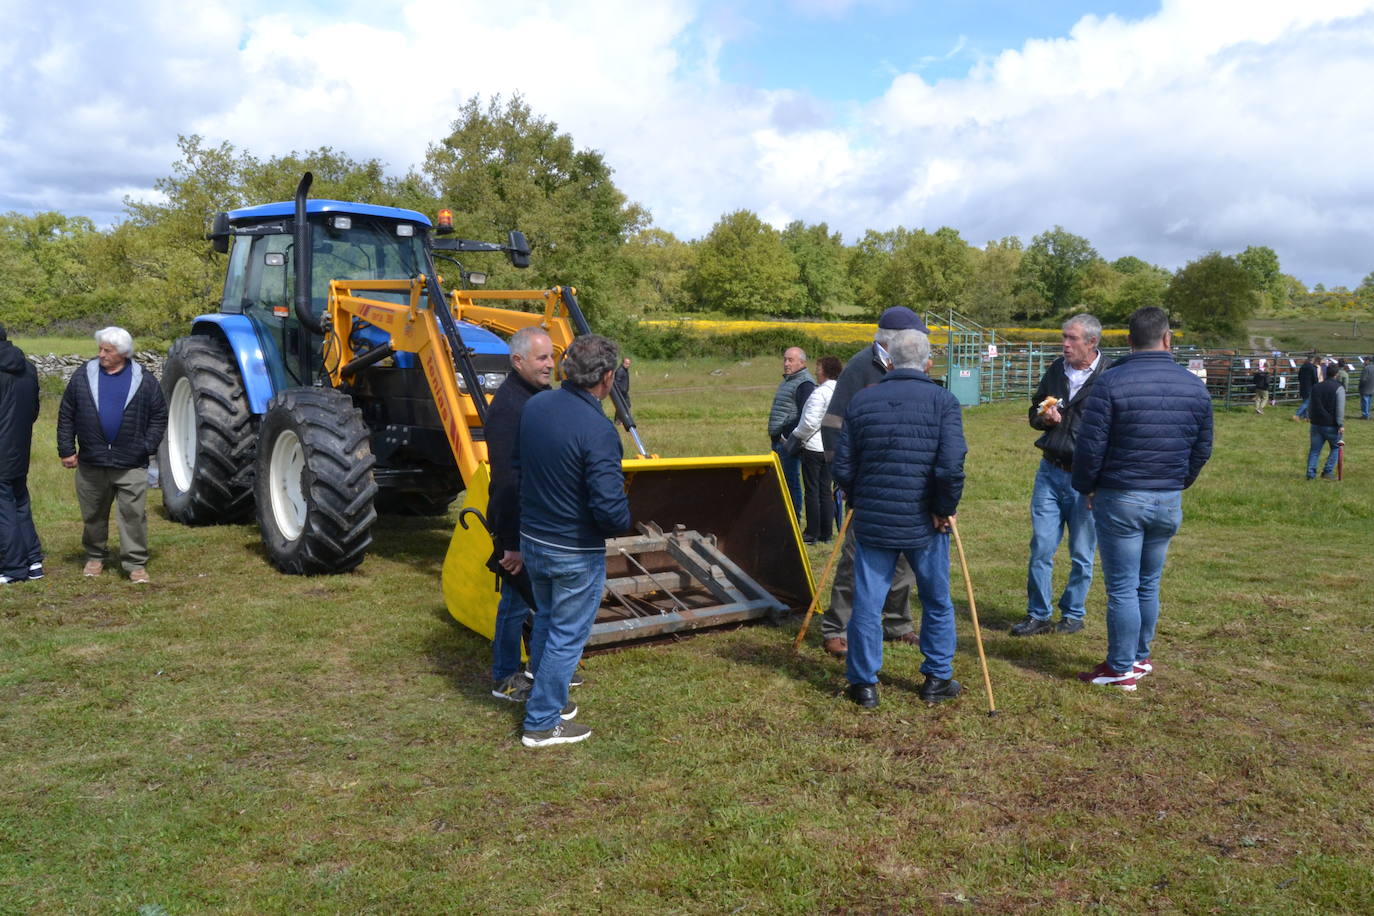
[874,327,901,350]
[1064,313,1102,344]
[509,326,551,359]
[95,327,134,357]
[786,346,808,362]
[562,334,620,388]
[886,329,930,370]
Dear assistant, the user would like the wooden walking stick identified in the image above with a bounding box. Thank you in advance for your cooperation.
[949,516,997,716]
[792,510,854,653]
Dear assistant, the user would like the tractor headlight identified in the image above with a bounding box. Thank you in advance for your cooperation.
[483,372,505,392]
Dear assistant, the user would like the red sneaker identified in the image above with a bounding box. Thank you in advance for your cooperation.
[1077,662,1139,692]
[1133,659,1153,679]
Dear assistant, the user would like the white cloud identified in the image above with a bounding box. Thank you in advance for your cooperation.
[2,0,1373,286]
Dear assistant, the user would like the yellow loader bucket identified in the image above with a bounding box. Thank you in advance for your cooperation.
[441,454,814,649]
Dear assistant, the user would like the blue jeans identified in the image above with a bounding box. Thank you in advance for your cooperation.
[1361,394,1370,419]
[521,539,605,732]
[1092,489,1182,674]
[1295,396,1311,419]
[0,476,43,580]
[776,445,803,521]
[1307,426,1341,477]
[848,536,956,684]
[1027,460,1097,621]
[491,580,532,681]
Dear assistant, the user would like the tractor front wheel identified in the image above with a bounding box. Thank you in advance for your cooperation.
[253,387,377,574]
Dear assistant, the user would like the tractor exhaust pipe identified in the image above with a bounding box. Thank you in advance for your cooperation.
[293,172,323,334]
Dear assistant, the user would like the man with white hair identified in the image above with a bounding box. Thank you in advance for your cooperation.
[832,326,967,708]
[1012,313,1111,637]
[56,327,167,583]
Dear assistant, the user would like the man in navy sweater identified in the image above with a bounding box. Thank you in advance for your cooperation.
[56,327,167,584]
[515,334,630,747]
[1072,307,1212,691]
[832,327,966,708]
[0,323,43,585]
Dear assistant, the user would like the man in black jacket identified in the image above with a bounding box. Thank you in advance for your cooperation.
[56,328,167,583]
[1293,355,1318,421]
[1012,313,1111,637]
[485,327,554,702]
[0,324,43,585]
[1306,361,1345,480]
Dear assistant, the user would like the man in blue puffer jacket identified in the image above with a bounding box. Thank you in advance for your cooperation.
[1072,307,1213,692]
[833,327,966,708]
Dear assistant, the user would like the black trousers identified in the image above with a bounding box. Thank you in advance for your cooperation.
[800,450,834,541]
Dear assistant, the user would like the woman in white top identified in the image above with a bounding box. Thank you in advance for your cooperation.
[790,355,842,543]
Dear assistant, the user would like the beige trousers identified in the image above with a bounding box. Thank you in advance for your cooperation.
[75,465,149,572]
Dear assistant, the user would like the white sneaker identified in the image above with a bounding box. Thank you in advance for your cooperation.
[522,721,592,747]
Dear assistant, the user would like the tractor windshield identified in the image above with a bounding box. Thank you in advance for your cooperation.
[310,215,430,308]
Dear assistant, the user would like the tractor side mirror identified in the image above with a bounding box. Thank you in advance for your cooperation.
[208,212,231,254]
[507,230,530,269]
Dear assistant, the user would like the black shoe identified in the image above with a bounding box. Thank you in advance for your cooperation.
[918,676,962,703]
[845,683,879,708]
[803,535,817,545]
[1056,617,1085,635]
[1010,615,1055,637]
[1321,471,1337,480]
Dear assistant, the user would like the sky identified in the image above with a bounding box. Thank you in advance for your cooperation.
[2,0,1373,288]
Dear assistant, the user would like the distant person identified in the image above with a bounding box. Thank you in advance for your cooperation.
[1012,313,1111,638]
[787,355,842,544]
[1359,356,1372,420]
[1306,361,1345,480]
[613,356,632,410]
[1252,361,1270,415]
[832,326,966,707]
[515,334,630,747]
[767,347,814,522]
[485,327,555,703]
[1073,307,1212,691]
[56,328,167,584]
[1293,355,1318,421]
[0,323,43,585]
[815,307,927,657]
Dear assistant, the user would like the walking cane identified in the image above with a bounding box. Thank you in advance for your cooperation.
[1337,439,1344,481]
[949,516,998,717]
[792,510,854,653]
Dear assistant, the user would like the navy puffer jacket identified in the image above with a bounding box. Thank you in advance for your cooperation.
[1072,350,1213,493]
[833,369,966,550]
[57,359,168,469]
[0,340,40,478]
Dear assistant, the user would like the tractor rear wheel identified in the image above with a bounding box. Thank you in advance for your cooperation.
[159,335,257,524]
[253,387,377,574]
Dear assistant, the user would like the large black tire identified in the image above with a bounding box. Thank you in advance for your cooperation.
[253,387,377,575]
[159,335,257,524]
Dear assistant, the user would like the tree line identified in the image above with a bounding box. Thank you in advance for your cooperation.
[2,95,1371,344]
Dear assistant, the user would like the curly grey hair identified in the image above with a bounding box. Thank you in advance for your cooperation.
[561,334,620,388]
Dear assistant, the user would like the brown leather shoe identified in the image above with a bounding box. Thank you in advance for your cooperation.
[822,636,847,658]
[129,569,150,585]
[888,631,920,645]
[83,560,103,577]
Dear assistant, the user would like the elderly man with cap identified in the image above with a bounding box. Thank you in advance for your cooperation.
[814,306,930,657]
[0,322,44,585]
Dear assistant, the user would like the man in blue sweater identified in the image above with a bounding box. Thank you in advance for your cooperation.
[516,334,630,747]
[832,327,966,708]
[1072,307,1212,691]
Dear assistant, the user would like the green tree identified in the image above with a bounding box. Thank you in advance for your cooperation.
[1163,251,1259,341]
[1111,255,1157,275]
[622,228,696,314]
[959,237,1026,326]
[846,228,907,317]
[689,210,803,316]
[880,226,972,316]
[1236,244,1285,310]
[423,94,648,320]
[1018,226,1098,319]
[1108,268,1169,324]
[0,211,101,330]
[781,220,851,316]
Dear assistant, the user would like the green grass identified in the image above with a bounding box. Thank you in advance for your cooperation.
[8,335,101,357]
[2,358,1372,914]
[1248,317,1371,353]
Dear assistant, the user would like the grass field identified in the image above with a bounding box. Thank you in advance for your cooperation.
[2,356,1372,914]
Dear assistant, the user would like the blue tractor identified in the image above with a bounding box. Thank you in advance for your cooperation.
[158,174,529,574]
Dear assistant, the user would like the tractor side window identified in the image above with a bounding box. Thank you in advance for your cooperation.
[256,235,294,316]
[221,235,252,312]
